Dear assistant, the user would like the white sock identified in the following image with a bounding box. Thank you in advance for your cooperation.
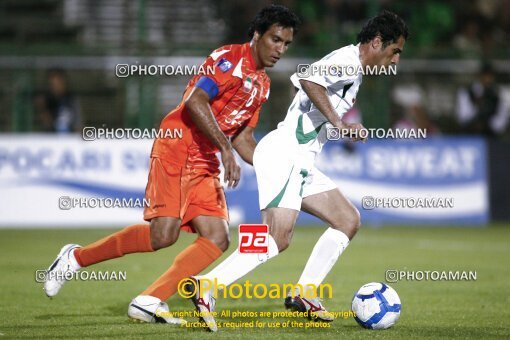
[297,228,350,290]
[69,249,82,270]
[199,235,279,287]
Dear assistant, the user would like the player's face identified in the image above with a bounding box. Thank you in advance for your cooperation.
[252,24,294,68]
[370,35,405,67]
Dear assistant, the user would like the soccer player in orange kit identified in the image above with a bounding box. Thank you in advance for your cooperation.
[42,5,299,324]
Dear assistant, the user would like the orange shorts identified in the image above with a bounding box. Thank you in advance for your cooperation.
[143,157,228,232]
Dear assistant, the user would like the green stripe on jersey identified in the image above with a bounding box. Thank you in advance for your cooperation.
[295,115,327,144]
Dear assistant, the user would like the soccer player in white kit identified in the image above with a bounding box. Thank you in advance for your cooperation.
[188,11,408,331]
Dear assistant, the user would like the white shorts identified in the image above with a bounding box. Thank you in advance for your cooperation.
[253,129,337,211]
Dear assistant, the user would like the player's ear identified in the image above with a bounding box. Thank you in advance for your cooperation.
[253,31,260,43]
[371,36,382,50]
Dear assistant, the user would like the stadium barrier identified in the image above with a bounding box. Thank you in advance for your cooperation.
[0,134,488,227]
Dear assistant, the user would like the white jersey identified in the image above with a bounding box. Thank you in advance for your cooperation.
[277,43,363,160]
[254,44,363,210]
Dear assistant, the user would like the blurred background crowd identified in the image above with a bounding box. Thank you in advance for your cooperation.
[0,0,509,138]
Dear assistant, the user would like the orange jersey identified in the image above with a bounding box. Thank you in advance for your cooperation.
[151,42,271,174]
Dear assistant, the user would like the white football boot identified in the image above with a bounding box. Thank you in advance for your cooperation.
[128,295,186,325]
[43,244,82,297]
[186,276,218,332]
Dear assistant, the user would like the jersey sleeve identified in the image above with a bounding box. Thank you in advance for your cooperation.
[195,48,240,101]
[290,49,354,91]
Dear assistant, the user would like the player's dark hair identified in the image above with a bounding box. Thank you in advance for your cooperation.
[248,4,300,39]
[357,10,408,47]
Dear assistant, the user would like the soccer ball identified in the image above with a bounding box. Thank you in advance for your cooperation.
[351,282,401,330]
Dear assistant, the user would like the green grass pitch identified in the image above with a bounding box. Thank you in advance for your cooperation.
[1,225,509,339]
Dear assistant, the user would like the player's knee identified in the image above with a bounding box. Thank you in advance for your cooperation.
[353,208,361,230]
[345,207,361,237]
[210,232,230,252]
[149,217,181,250]
[150,232,178,250]
[150,225,179,250]
[216,236,230,252]
[205,232,230,252]
[331,207,361,239]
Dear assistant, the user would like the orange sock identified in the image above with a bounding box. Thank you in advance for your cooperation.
[141,236,222,301]
[74,224,153,267]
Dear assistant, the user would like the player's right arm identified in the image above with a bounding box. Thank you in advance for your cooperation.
[294,48,367,141]
[184,86,240,188]
[299,79,366,142]
[299,79,345,129]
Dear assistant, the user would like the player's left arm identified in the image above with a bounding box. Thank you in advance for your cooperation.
[231,125,257,165]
